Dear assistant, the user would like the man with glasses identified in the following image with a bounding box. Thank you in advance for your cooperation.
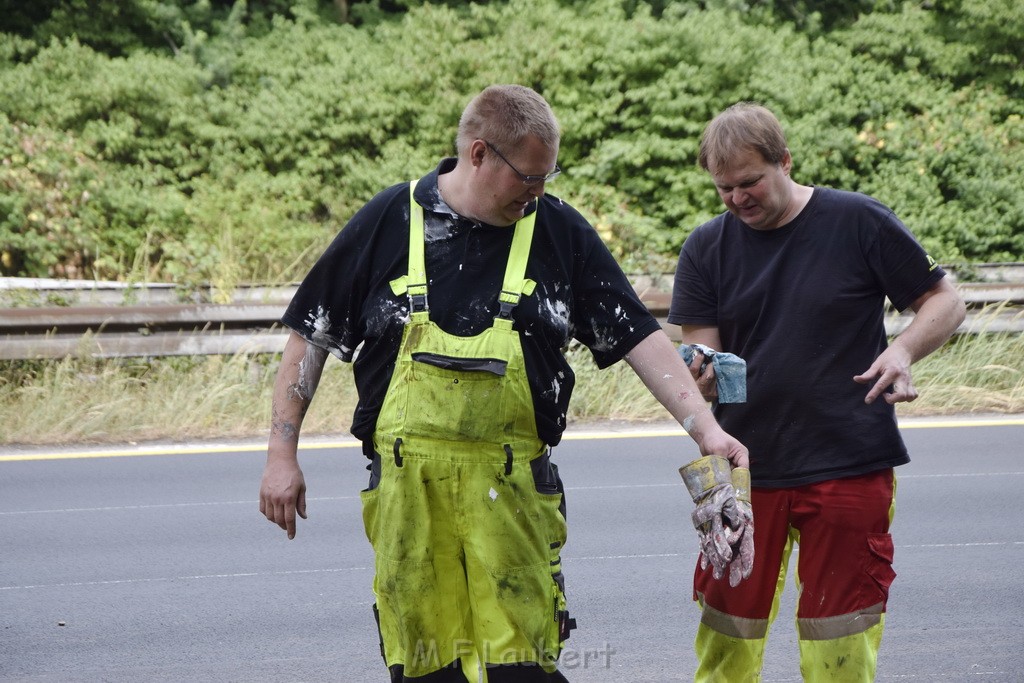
[259,84,749,682]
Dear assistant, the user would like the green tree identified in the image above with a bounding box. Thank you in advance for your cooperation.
[1,0,1020,283]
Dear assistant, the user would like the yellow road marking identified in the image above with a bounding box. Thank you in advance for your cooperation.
[1,416,1022,462]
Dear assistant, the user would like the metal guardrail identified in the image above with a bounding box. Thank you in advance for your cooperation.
[0,303,292,360]
[2,265,1023,360]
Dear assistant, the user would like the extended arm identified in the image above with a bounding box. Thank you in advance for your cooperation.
[259,330,329,539]
[643,327,754,584]
[854,277,966,404]
[625,331,748,468]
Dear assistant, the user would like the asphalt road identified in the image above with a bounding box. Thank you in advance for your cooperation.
[2,418,1023,682]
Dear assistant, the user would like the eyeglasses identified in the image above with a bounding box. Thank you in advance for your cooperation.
[485,141,561,186]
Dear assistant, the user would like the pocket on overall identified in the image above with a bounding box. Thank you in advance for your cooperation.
[538,463,571,657]
[544,545,575,663]
[531,452,567,520]
[405,353,511,442]
[412,352,508,375]
[359,482,382,546]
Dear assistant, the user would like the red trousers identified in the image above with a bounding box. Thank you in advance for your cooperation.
[693,469,897,681]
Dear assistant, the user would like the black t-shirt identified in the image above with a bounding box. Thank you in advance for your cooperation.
[669,187,946,486]
[283,159,661,446]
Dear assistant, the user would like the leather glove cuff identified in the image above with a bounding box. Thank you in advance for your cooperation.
[679,455,733,504]
[731,467,750,504]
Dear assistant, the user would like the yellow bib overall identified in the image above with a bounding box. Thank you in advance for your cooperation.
[361,182,571,680]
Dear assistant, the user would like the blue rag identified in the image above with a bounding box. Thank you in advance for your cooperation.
[678,343,747,404]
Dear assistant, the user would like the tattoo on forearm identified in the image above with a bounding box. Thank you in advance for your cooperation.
[271,405,303,440]
[279,421,299,439]
[271,417,300,439]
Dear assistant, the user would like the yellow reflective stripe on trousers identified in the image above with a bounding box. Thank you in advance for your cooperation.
[696,480,896,682]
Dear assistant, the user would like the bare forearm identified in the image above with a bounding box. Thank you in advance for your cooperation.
[260,332,323,539]
[625,331,747,465]
[625,332,715,436]
[893,281,966,363]
[269,331,328,451]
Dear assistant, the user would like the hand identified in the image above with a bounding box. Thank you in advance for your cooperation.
[686,349,719,402]
[853,343,918,405]
[692,411,749,469]
[259,456,307,539]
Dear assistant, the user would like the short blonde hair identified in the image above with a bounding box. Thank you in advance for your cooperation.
[699,102,788,174]
[456,85,560,155]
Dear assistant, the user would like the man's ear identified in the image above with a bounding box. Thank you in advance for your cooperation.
[780,148,793,175]
[469,139,487,168]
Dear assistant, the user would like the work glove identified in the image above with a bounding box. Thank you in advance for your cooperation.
[725,466,754,587]
[679,455,738,580]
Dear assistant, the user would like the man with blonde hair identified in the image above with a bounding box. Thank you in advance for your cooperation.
[260,84,749,682]
[670,101,965,681]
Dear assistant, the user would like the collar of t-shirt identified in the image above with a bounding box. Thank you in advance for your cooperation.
[417,157,539,229]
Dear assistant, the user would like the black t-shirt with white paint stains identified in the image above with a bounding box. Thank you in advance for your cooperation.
[282,159,661,446]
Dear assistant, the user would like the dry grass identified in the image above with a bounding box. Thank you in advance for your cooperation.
[1,312,1022,447]
[0,354,358,445]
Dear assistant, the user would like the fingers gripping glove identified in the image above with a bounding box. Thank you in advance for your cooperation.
[680,455,737,580]
[725,467,754,587]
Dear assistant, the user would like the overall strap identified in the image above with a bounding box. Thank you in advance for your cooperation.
[389,180,429,314]
[389,180,538,319]
[497,208,537,319]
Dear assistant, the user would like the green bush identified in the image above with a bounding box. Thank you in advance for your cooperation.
[1,0,1021,286]
[0,115,99,277]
